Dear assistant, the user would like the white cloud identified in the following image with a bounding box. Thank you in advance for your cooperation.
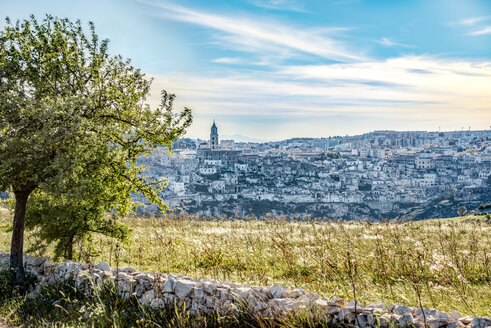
[140,0,361,62]
[212,57,243,64]
[248,0,306,12]
[377,37,411,48]
[150,56,491,124]
[468,26,491,35]
[279,57,491,109]
[450,16,491,36]
[459,16,491,26]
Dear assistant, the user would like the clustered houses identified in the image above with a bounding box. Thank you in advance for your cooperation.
[134,124,491,220]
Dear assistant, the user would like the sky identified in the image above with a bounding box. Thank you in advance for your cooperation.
[1,0,491,140]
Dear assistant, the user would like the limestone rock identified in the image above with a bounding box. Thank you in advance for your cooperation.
[330,297,347,307]
[205,295,214,307]
[174,280,195,299]
[399,313,415,326]
[470,317,491,328]
[460,316,474,325]
[284,288,305,299]
[366,313,377,326]
[95,262,111,271]
[32,256,48,267]
[163,275,176,293]
[377,315,391,328]
[119,267,136,274]
[269,285,288,299]
[450,310,462,321]
[164,293,175,305]
[150,298,165,308]
[268,298,299,312]
[232,286,252,300]
[116,272,131,281]
[325,305,341,315]
[117,279,134,293]
[356,314,368,327]
[141,289,155,306]
[447,321,466,328]
[346,300,364,312]
[313,298,329,310]
[338,307,358,323]
[394,305,412,315]
[202,282,217,294]
[193,287,204,299]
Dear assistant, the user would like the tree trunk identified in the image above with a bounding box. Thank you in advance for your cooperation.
[10,190,31,283]
[67,233,75,260]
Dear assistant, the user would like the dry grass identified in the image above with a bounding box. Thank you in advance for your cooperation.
[1,208,490,316]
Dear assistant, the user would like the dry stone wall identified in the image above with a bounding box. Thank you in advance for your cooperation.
[0,251,489,328]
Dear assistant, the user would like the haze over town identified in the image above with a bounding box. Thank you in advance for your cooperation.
[2,0,490,140]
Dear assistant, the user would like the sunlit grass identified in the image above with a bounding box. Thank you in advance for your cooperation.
[1,208,490,316]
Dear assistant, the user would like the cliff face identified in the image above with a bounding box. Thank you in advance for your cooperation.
[1,251,489,328]
[183,189,490,220]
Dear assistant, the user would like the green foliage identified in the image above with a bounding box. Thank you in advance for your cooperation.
[478,203,491,210]
[325,152,341,159]
[0,267,14,300]
[25,190,132,260]
[0,267,37,300]
[0,14,191,206]
[0,15,191,273]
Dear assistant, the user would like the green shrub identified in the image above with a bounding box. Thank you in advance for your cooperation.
[0,267,14,300]
[0,267,36,301]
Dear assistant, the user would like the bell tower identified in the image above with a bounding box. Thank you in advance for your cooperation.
[210,120,218,150]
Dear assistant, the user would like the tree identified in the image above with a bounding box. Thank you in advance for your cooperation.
[25,191,131,261]
[0,16,192,282]
[24,164,132,261]
[457,206,467,217]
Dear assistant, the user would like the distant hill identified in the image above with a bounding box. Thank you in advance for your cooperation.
[221,134,268,143]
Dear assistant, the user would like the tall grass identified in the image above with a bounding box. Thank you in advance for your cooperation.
[1,208,490,317]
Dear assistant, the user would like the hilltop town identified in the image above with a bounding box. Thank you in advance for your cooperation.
[135,123,491,220]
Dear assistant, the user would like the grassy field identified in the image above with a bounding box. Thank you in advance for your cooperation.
[1,208,490,317]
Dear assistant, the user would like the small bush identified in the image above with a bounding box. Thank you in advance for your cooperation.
[0,267,36,301]
[0,267,14,300]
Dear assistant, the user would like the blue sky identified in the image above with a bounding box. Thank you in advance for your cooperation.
[2,0,491,140]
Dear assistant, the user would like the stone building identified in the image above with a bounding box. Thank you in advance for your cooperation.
[197,121,240,166]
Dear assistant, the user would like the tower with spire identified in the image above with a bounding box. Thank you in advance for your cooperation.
[210,120,218,150]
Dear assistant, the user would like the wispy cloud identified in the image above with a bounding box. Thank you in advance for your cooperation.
[247,0,306,12]
[468,26,491,35]
[140,0,362,62]
[459,16,491,26]
[450,15,491,36]
[377,37,411,48]
[150,56,491,124]
[212,57,243,64]
[327,0,360,6]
